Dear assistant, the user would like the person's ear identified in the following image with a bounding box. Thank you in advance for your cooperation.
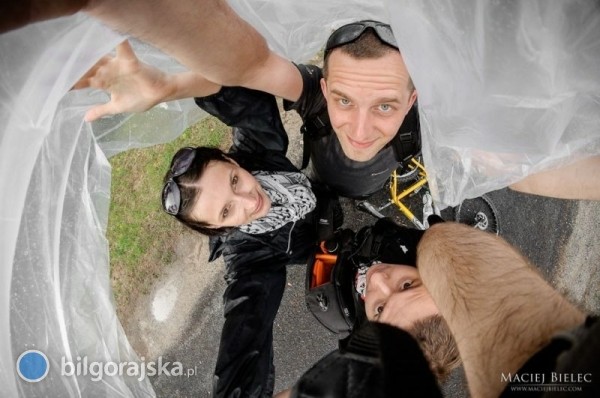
[320,78,329,100]
[406,89,418,114]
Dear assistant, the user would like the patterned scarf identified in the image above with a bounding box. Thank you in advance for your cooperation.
[238,171,316,235]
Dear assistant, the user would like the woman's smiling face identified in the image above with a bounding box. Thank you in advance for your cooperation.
[190,159,271,228]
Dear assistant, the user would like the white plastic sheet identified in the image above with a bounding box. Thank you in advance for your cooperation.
[0,15,156,397]
[389,0,600,206]
[0,13,204,398]
[1,1,599,396]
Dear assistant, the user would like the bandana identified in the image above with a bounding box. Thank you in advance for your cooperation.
[354,261,383,298]
[355,265,369,298]
[238,171,316,235]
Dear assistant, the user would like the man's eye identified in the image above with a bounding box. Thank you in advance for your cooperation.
[339,98,351,106]
[379,104,392,112]
[402,280,413,290]
[231,175,238,189]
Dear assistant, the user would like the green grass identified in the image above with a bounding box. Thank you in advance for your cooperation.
[108,116,230,314]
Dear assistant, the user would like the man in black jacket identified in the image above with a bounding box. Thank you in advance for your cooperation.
[290,219,598,397]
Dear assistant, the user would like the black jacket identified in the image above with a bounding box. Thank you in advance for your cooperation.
[195,86,318,398]
[207,150,317,276]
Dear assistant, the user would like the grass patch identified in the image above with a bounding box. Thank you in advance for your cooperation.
[108,116,230,317]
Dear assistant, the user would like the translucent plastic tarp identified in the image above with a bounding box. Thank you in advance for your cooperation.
[389,0,600,206]
[1,0,599,396]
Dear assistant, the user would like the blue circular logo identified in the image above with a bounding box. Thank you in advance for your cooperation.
[17,350,49,382]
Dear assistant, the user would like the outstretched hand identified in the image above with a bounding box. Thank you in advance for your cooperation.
[73,40,172,122]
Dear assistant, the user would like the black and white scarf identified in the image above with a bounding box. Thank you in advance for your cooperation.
[238,171,316,235]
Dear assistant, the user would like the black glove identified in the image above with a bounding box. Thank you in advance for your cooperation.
[313,186,344,241]
[427,214,445,226]
[353,217,423,267]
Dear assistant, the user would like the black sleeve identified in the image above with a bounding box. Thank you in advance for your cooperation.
[290,322,443,398]
[212,232,292,398]
[283,64,327,119]
[195,86,289,155]
[213,266,286,398]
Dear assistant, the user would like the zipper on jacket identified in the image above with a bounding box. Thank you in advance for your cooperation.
[286,221,296,255]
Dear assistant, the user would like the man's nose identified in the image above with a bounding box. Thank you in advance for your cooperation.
[367,270,392,297]
[350,109,372,141]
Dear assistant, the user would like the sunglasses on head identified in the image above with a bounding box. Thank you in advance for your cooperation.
[324,20,398,58]
[162,147,196,216]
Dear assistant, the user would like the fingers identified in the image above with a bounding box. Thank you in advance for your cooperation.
[73,40,132,91]
[84,102,119,122]
[71,78,91,91]
[116,40,136,61]
[71,55,112,90]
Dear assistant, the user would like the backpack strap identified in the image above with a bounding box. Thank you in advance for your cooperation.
[300,107,331,169]
[389,103,421,163]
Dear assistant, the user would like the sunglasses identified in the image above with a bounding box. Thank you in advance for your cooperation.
[324,20,398,58]
[161,147,196,215]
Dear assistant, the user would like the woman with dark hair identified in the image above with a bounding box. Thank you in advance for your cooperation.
[161,86,330,398]
[162,146,315,237]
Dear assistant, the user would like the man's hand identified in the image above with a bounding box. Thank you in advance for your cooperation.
[73,40,173,122]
